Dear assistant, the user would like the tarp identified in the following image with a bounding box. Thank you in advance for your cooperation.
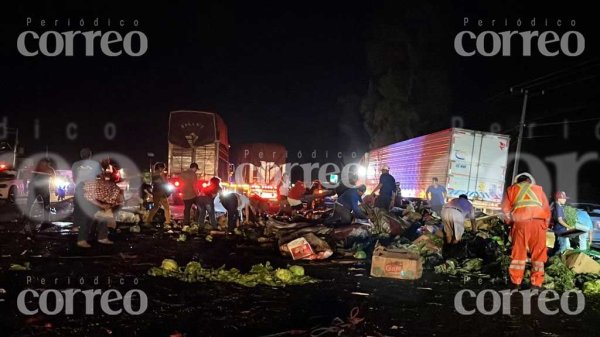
[232,143,287,166]
[168,111,229,148]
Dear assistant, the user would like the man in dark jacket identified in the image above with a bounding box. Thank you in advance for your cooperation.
[370,164,396,210]
[331,184,368,225]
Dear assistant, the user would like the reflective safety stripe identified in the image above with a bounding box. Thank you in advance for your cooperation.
[532,261,545,272]
[513,183,543,209]
[510,259,527,270]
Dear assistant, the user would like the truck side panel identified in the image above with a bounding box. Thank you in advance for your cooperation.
[363,129,452,198]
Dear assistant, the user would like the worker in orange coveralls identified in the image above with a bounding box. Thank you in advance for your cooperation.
[501,172,551,290]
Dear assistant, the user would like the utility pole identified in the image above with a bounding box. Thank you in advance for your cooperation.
[13,128,18,167]
[512,89,528,182]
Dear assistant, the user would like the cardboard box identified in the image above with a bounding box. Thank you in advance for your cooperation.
[565,252,600,274]
[370,244,423,280]
[546,232,555,248]
[286,237,315,260]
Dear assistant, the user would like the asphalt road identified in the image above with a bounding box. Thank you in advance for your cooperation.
[0,204,599,336]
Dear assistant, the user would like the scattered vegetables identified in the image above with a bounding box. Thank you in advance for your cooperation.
[353,250,367,259]
[544,256,576,292]
[275,268,293,282]
[288,265,305,276]
[148,260,318,287]
[161,259,179,272]
[583,280,600,297]
[182,224,200,235]
[9,262,30,271]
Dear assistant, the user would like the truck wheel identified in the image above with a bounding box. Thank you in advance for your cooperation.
[8,186,17,204]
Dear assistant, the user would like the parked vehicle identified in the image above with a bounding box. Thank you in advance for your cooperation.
[0,166,25,204]
[360,128,511,211]
[231,143,287,206]
[167,110,231,203]
[571,203,600,245]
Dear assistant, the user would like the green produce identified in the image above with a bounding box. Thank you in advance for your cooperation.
[148,267,164,277]
[544,256,576,292]
[461,258,483,272]
[177,234,187,242]
[275,268,293,282]
[9,262,30,271]
[184,261,203,275]
[353,250,367,259]
[564,205,578,228]
[148,260,318,287]
[583,280,600,296]
[161,259,179,272]
[288,265,305,276]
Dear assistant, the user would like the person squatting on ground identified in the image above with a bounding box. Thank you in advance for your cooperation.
[217,191,251,234]
[145,162,171,226]
[328,184,368,226]
[501,172,551,290]
[441,194,477,244]
[181,163,199,226]
[370,164,396,210]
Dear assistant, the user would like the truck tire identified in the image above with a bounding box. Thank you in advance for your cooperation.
[8,186,17,204]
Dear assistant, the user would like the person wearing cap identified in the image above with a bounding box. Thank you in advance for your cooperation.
[441,194,477,244]
[501,172,551,290]
[334,184,368,225]
[426,177,447,215]
[552,191,593,253]
[370,164,396,210]
[181,163,199,226]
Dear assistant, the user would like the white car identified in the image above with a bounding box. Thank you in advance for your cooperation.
[0,169,25,204]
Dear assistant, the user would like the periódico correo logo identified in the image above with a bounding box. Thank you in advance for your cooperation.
[455,17,585,57]
[17,17,148,57]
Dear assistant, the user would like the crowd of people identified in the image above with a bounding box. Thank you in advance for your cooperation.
[21,151,595,291]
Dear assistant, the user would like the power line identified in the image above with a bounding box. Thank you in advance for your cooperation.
[486,58,600,103]
[532,117,600,127]
[510,58,600,90]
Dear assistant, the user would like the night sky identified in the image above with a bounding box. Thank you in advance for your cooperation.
[1,0,599,199]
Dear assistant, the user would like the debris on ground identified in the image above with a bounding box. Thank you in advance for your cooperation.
[148,260,318,287]
[9,262,31,271]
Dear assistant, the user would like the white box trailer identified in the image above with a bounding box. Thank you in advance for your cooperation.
[360,128,511,211]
